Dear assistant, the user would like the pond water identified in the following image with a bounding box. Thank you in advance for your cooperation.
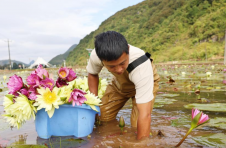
[0,64,226,148]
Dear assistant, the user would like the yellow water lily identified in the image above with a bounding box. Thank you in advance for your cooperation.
[57,79,76,102]
[34,87,63,118]
[3,94,36,129]
[84,92,102,112]
[98,79,108,98]
[59,85,73,102]
[75,77,89,92]
[3,95,14,113]
[10,94,37,122]
[3,75,7,81]
[68,79,76,89]
[206,72,212,77]
[3,115,22,129]
[211,65,215,70]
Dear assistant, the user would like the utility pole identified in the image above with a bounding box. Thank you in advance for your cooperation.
[224,29,226,65]
[5,39,12,70]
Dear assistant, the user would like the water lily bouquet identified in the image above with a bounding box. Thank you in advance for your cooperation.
[3,65,107,129]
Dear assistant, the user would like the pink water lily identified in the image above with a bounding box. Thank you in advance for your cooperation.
[40,78,55,91]
[198,112,209,125]
[28,92,37,100]
[66,69,77,82]
[223,80,226,85]
[20,88,29,97]
[27,86,39,100]
[192,108,200,119]
[56,77,68,88]
[26,74,40,86]
[68,89,87,106]
[9,91,19,97]
[176,108,210,147]
[58,67,69,79]
[7,75,24,93]
[35,64,49,79]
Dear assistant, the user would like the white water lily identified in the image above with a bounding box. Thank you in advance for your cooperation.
[84,92,102,112]
[34,87,63,118]
[206,72,212,77]
[211,65,215,70]
[182,72,186,77]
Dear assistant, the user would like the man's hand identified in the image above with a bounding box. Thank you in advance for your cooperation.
[88,73,99,96]
[136,100,153,140]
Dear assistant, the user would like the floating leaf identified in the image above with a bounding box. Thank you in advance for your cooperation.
[7,145,48,148]
[207,117,226,130]
[155,98,177,105]
[206,87,214,90]
[154,104,164,108]
[184,103,226,112]
[158,94,180,97]
[154,98,177,108]
[192,133,226,147]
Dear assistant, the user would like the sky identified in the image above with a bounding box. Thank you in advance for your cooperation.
[0,0,144,64]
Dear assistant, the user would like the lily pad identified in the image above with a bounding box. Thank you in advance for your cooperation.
[192,133,226,147]
[154,104,164,108]
[207,117,226,130]
[158,94,180,97]
[154,98,177,108]
[37,137,87,148]
[6,145,48,148]
[184,103,226,112]
[155,98,177,105]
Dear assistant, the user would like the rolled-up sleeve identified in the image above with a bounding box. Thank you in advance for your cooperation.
[86,49,103,75]
[129,60,154,104]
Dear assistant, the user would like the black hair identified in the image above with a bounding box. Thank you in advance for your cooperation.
[94,31,129,61]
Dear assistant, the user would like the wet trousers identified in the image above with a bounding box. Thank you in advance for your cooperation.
[100,78,159,127]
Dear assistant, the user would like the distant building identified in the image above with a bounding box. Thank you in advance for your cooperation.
[29,57,52,69]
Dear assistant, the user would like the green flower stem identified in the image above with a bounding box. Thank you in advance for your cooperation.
[120,127,123,135]
[175,127,193,147]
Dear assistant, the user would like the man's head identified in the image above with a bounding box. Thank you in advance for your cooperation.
[94,31,129,75]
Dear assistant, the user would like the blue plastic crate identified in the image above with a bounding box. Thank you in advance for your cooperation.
[35,104,100,139]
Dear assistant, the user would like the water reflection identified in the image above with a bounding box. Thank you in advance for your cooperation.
[0,65,226,147]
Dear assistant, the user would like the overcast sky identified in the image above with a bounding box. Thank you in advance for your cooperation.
[0,0,143,64]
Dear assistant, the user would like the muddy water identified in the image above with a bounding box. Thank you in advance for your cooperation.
[0,65,226,148]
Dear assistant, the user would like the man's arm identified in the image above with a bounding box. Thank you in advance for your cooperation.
[136,100,153,140]
[88,73,99,96]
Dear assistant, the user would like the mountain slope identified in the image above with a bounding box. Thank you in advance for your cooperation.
[67,0,226,65]
[49,44,77,65]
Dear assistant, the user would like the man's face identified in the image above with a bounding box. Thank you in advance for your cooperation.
[102,52,129,75]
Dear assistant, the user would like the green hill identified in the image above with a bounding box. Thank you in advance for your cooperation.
[49,44,77,65]
[66,0,226,66]
[0,60,28,66]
